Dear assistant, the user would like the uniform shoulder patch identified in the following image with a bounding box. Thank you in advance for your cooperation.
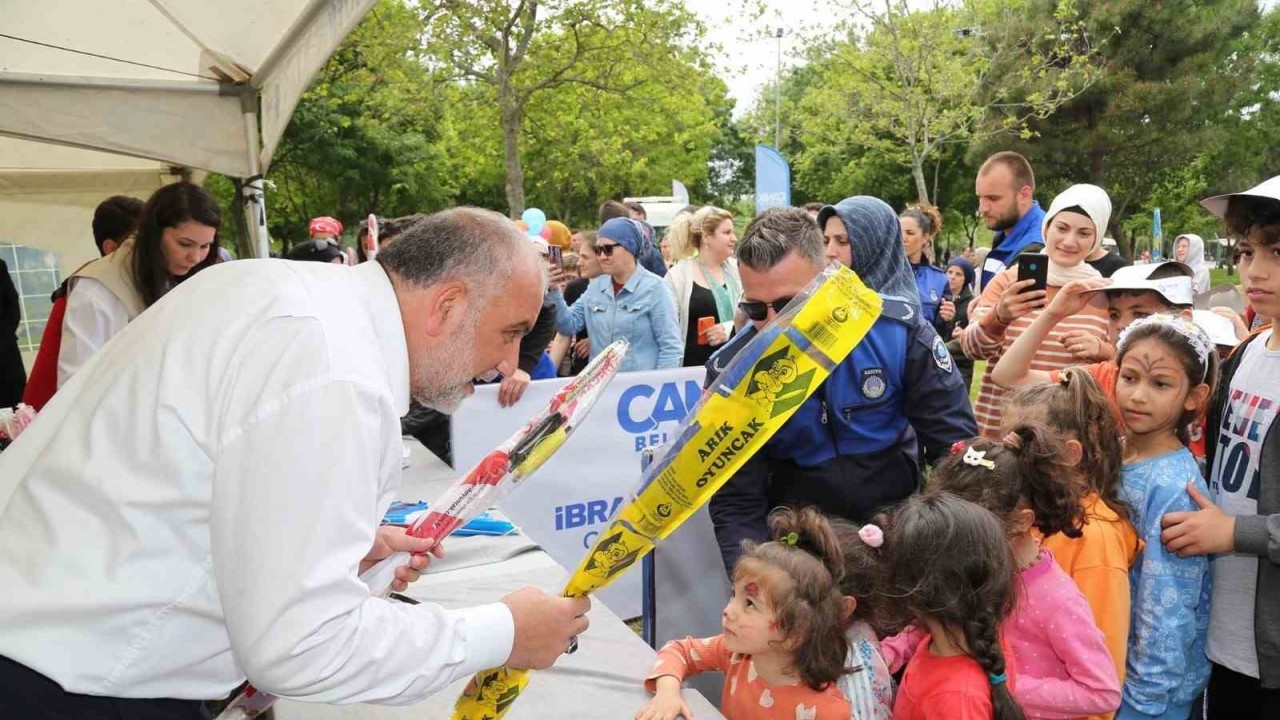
[931,334,954,373]
[880,298,917,325]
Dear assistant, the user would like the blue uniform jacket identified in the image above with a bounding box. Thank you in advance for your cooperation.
[912,263,951,326]
[704,298,977,574]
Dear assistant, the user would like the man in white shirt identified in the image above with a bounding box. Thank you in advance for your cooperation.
[0,207,589,718]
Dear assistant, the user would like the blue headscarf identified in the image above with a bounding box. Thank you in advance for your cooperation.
[947,257,976,294]
[598,217,645,259]
[817,196,919,312]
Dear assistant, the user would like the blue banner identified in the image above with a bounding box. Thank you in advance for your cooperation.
[1153,207,1163,242]
[755,144,791,215]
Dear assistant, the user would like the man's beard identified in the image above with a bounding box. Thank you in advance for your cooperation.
[411,309,480,414]
[989,205,1022,233]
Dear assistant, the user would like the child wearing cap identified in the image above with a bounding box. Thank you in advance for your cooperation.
[1160,177,1280,717]
[989,260,1203,456]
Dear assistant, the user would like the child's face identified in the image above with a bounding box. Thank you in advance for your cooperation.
[1239,234,1280,319]
[1115,338,1201,438]
[723,573,788,657]
[1107,292,1171,342]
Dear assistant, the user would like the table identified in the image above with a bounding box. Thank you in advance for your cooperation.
[274,442,724,720]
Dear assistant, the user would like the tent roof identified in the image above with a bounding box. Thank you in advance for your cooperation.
[0,0,376,178]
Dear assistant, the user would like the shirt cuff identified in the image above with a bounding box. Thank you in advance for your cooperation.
[1235,514,1271,557]
[451,602,515,674]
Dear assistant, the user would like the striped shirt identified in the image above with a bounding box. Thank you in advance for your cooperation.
[961,268,1110,437]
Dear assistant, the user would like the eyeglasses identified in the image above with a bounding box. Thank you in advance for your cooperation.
[593,243,619,257]
[738,297,794,322]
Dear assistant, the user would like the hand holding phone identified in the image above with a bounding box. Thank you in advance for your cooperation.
[548,246,564,272]
[696,316,716,345]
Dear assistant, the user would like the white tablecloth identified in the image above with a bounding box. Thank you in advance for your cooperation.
[274,441,724,720]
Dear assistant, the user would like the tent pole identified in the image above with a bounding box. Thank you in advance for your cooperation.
[239,88,269,258]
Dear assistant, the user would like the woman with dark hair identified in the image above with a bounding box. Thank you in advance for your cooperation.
[58,181,220,387]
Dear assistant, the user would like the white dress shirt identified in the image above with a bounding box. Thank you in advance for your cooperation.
[57,276,130,388]
[0,260,514,702]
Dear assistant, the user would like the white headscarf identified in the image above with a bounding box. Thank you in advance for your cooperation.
[1041,184,1111,286]
[1176,234,1211,295]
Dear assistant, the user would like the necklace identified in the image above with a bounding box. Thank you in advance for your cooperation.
[1016,538,1044,572]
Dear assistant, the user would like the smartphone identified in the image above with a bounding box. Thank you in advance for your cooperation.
[696,316,716,345]
[548,245,564,271]
[1016,253,1049,293]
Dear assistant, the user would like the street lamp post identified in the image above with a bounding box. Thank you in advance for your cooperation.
[775,27,784,149]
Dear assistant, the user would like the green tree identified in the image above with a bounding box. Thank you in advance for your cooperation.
[790,0,1096,207]
[978,0,1263,258]
[418,0,709,216]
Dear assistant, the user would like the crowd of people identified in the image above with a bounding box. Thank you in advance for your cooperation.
[0,151,1276,720]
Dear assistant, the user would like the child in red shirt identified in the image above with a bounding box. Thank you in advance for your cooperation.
[882,493,1025,720]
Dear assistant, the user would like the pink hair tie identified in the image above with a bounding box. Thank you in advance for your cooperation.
[858,524,884,548]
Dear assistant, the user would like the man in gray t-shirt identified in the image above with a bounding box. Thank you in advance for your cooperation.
[1206,330,1277,679]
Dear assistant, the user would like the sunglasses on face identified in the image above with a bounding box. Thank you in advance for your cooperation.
[593,243,619,257]
[738,297,794,322]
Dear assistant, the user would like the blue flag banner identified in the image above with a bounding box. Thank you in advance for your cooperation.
[755,144,791,215]
[1153,207,1163,243]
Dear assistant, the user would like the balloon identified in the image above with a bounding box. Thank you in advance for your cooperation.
[515,219,528,232]
[521,208,547,235]
[539,225,552,240]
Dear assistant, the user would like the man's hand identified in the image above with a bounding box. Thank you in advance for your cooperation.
[573,338,591,359]
[939,299,956,322]
[360,526,444,592]
[498,369,531,408]
[1045,277,1111,320]
[503,587,590,669]
[1161,483,1236,557]
[995,278,1047,324]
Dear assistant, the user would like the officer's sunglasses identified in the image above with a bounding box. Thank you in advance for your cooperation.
[738,297,794,322]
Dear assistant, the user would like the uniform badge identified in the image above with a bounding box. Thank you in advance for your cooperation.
[860,368,887,400]
[932,335,954,373]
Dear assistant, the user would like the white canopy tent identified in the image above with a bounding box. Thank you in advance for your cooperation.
[0,0,378,270]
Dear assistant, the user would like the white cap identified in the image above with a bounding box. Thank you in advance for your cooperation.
[1192,310,1240,347]
[1104,261,1194,306]
[1201,175,1280,219]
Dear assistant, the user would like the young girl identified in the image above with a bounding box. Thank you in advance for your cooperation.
[638,507,851,720]
[932,426,1122,718]
[882,492,1024,720]
[1112,314,1214,719]
[833,520,895,719]
[1003,369,1140,720]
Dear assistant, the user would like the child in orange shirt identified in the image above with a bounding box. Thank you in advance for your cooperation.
[882,493,1024,720]
[1002,368,1141,720]
[638,508,851,720]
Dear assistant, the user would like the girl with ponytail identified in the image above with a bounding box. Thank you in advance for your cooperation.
[638,507,852,720]
[1004,369,1139,720]
[930,426,1122,718]
[881,493,1025,720]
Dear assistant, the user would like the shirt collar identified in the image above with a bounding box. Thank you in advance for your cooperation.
[620,267,648,294]
[354,261,410,417]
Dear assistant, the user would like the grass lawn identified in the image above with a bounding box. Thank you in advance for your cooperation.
[1210,266,1239,288]
[970,360,986,402]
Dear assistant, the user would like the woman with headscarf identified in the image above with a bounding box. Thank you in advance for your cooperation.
[550,218,682,372]
[663,206,744,367]
[960,183,1113,437]
[708,200,977,574]
[942,256,977,391]
[1174,233,1212,296]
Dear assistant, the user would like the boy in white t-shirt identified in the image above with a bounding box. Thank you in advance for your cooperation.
[1161,176,1280,716]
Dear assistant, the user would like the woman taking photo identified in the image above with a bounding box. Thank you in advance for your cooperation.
[59,182,221,387]
[664,206,743,367]
[551,217,682,372]
[960,183,1112,437]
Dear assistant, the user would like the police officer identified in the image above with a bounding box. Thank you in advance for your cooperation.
[707,202,976,574]
[900,205,953,332]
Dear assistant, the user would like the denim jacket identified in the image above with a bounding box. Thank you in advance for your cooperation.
[551,267,683,372]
